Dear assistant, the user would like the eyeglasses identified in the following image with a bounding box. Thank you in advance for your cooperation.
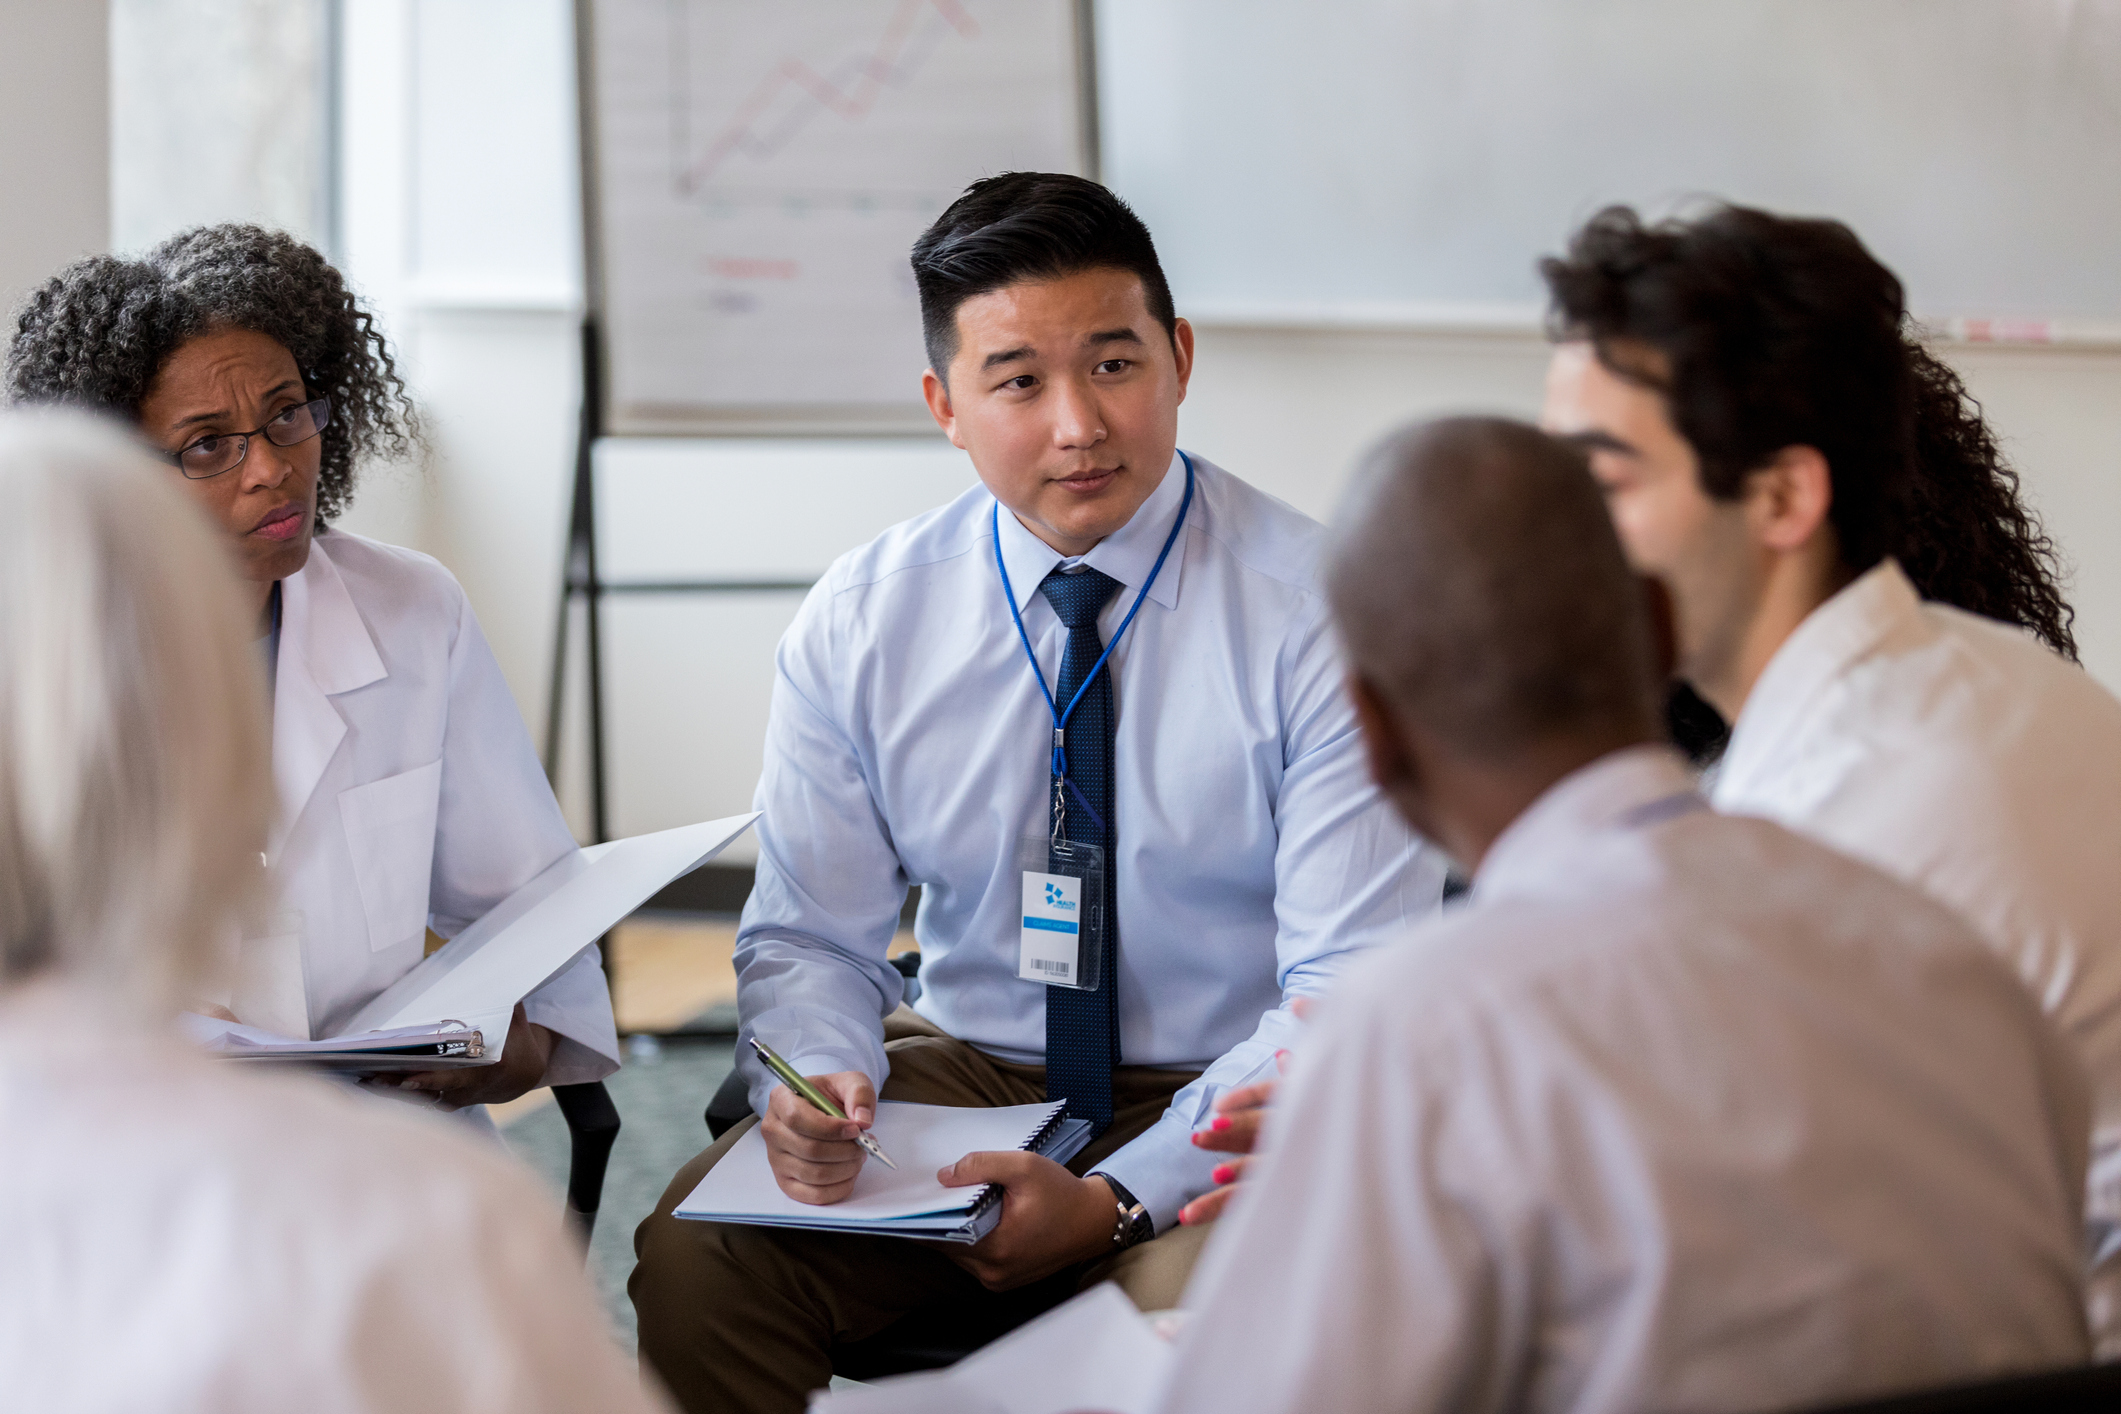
[164,397,332,480]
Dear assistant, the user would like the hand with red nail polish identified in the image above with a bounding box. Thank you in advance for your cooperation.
[1181,1156,1252,1226]
[1183,1072,1288,1224]
[1183,1016,1309,1222]
[1193,1078,1279,1156]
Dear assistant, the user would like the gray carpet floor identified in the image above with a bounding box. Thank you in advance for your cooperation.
[504,1036,736,1356]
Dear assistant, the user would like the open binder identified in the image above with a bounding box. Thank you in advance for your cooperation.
[184,812,760,1069]
[177,1016,488,1071]
[675,1100,1094,1244]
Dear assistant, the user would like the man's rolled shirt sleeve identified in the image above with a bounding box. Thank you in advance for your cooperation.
[736,580,911,1113]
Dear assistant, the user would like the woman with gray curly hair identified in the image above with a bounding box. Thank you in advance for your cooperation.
[6,225,618,1113]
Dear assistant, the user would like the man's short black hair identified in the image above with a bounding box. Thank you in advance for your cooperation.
[910,172,1177,380]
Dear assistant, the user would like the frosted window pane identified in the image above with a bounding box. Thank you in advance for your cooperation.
[110,0,333,256]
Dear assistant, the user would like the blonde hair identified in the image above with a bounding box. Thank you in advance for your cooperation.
[0,410,270,1009]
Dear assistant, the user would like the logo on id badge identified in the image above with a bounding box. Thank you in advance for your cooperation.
[1019,871,1080,985]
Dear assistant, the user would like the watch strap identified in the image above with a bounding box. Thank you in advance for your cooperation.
[1091,1172,1153,1248]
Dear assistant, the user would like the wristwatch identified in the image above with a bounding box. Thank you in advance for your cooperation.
[1092,1172,1154,1250]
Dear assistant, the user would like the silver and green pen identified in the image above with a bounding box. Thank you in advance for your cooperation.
[749,1035,897,1170]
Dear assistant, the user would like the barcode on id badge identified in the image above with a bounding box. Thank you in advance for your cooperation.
[1033,958,1071,977]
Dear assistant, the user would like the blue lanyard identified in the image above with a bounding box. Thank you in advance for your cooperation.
[993,452,1196,804]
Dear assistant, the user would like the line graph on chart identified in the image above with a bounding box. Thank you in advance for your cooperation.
[589,0,1084,427]
[673,0,980,196]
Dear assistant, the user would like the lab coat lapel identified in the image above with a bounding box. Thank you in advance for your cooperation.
[270,536,387,858]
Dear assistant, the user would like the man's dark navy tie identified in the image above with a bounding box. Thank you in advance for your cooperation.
[1038,566,1123,1135]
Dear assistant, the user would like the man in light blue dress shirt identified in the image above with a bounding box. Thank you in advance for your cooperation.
[630,173,1445,1414]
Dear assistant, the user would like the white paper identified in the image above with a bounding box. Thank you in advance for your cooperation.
[342,812,759,1046]
[809,1284,1173,1414]
[677,1100,1065,1227]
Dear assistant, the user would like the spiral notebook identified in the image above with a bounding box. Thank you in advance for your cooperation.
[675,1100,1093,1244]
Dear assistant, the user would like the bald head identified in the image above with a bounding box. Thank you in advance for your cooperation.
[1328,417,1661,765]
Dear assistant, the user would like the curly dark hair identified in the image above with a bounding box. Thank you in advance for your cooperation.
[1541,204,2076,661]
[5,224,418,525]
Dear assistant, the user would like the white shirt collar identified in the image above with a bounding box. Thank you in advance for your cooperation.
[992,450,1192,616]
[1719,559,1921,797]
[1475,744,1700,900]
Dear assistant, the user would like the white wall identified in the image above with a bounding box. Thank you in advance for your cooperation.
[1102,1,2121,327]
[0,1,107,316]
[333,0,591,829]
[335,3,2121,851]
[1950,345,2121,676]
[108,0,331,256]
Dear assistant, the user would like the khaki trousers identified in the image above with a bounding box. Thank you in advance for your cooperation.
[630,1010,1212,1414]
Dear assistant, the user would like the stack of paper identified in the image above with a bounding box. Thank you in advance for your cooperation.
[676,1100,1093,1244]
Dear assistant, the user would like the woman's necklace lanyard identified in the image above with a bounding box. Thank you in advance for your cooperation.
[993,452,1196,847]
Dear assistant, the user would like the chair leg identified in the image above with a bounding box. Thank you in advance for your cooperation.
[552,1080,621,1251]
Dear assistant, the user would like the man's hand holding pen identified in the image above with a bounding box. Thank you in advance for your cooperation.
[763,1070,878,1204]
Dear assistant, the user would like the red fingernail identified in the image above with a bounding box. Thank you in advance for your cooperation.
[1191,1131,1205,1146]
[1212,1164,1235,1184]
[1211,1115,1231,1132]
[1275,1049,1291,1062]
[1178,1208,1194,1226]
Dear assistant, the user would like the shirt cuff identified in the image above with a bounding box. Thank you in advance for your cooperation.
[521,945,620,1087]
[740,1038,886,1117]
[1092,1098,1226,1234]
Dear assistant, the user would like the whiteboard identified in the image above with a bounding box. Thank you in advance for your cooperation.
[1100,0,2121,332]
[582,0,1091,434]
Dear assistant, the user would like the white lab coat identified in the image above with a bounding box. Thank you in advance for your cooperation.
[231,529,618,1086]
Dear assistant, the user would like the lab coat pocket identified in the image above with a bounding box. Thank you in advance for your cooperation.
[339,760,443,953]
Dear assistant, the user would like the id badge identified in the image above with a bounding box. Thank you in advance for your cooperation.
[1017,834,1105,991]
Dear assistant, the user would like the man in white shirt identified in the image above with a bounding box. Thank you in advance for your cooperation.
[1539,203,2121,1352]
[1162,416,2090,1414]
[630,173,1442,1412]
